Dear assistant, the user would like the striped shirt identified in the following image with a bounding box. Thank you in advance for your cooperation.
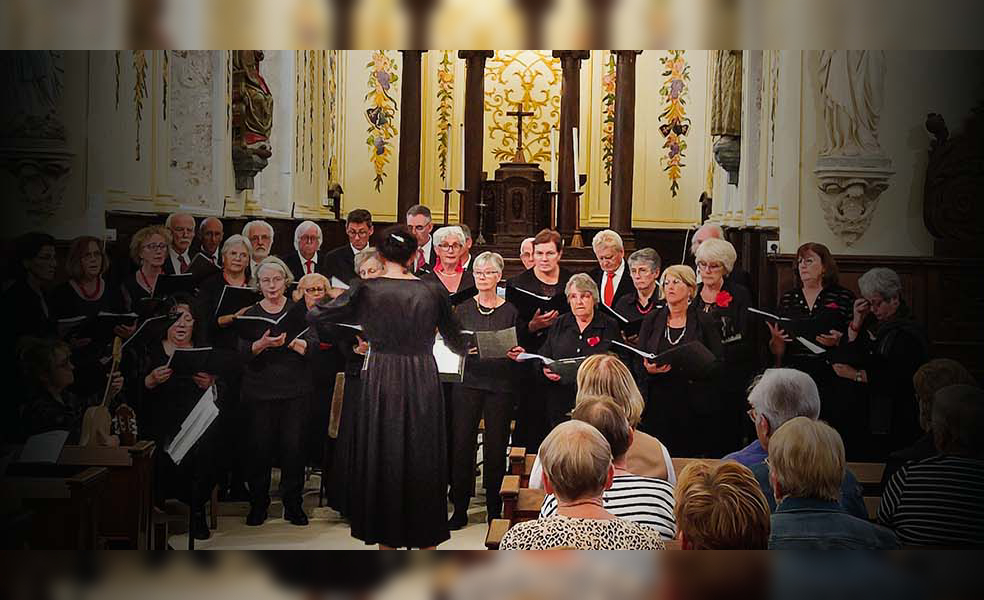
[878,455,984,547]
[539,474,676,541]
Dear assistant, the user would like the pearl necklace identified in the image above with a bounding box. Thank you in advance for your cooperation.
[477,303,496,316]
[665,324,687,345]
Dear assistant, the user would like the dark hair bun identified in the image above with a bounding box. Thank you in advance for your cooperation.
[378,224,418,266]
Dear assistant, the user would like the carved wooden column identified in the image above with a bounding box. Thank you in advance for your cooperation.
[458,51,494,232]
[610,50,642,246]
[552,51,589,240]
[397,50,426,218]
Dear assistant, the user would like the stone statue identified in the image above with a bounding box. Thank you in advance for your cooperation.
[232,50,274,190]
[818,51,886,157]
[710,50,742,184]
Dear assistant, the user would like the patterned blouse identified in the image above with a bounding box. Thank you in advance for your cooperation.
[499,515,666,550]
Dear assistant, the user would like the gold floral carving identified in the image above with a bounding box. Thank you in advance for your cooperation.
[133,50,148,161]
[484,51,560,164]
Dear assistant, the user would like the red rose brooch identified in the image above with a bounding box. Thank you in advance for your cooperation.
[715,291,733,308]
[587,336,601,347]
[825,302,840,310]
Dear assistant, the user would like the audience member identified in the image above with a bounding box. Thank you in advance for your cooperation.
[673,460,771,549]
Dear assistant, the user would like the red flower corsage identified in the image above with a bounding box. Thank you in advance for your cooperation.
[825,302,840,310]
[587,336,601,347]
[715,291,733,308]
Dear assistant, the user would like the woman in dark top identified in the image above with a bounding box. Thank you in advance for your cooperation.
[637,265,723,457]
[833,267,928,459]
[308,226,471,549]
[238,256,314,528]
[509,273,621,431]
[50,236,131,397]
[324,247,382,517]
[122,225,171,315]
[424,226,475,294]
[133,300,219,539]
[504,228,573,452]
[448,251,519,529]
[768,243,856,452]
[18,336,123,445]
[612,247,664,331]
[694,238,755,453]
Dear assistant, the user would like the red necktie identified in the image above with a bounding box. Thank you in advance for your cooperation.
[178,255,189,273]
[603,272,615,306]
[416,249,425,271]
[306,259,314,274]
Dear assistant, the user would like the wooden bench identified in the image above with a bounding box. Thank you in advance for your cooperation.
[846,461,885,520]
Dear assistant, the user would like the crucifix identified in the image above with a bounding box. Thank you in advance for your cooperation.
[506,103,534,163]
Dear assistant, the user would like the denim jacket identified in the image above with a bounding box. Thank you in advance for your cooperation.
[769,497,900,550]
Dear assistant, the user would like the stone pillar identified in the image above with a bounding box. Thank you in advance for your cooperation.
[609,50,642,246]
[397,50,426,218]
[552,50,589,239]
[458,51,494,233]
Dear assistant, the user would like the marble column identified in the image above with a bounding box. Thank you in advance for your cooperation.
[552,50,589,239]
[397,50,426,218]
[609,50,642,246]
[458,51,494,232]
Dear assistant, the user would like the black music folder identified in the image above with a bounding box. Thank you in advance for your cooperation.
[505,285,569,319]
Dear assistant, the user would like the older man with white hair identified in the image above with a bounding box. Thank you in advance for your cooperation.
[589,229,634,309]
[688,221,752,292]
[519,237,536,270]
[282,220,326,280]
[731,368,868,518]
[164,212,196,274]
[242,219,274,274]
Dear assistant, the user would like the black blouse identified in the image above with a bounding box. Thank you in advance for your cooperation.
[539,310,621,363]
[506,267,574,351]
[637,304,724,380]
[612,291,664,324]
[453,299,520,392]
[776,283,855,359]
[694,279,753,366]
[237,301,314,400]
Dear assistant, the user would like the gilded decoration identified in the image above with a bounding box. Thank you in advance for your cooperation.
[658,50,691,197]
[365,50,399,192]
[484,51,560,164]
[436,50,454,183]
[601,52,616,185]
[133,50,148,161]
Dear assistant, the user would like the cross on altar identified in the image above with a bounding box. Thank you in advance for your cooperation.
[506,103,534,163]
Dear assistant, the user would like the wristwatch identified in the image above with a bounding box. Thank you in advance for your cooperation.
[855,370,863,383]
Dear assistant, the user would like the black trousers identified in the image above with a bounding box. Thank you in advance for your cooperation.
[450,386,513,518]
[512,366,549,454]
[246,395,307,509]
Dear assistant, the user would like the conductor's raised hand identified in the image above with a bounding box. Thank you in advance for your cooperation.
[643,359,672,374]
[528,309,559,332]
[506,346,525,361]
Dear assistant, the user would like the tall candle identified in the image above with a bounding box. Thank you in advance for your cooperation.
[459,123,465,189]
[550,128,557,192]
[572,126,580,188]
[444,124,451,187]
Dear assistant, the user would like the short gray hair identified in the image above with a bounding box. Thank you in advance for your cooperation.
[747,368,820,431]
[353,247,381,274]
[433,225,466,247]
[539,420,612,502]
[472,251,503,272]
[293,220,323,252]
[565,272,600,304]
[591,229,624,253]
[251,256,294,290]
[627,248,662,273]
[242,219,274,240]
[858,267,902,301]
[165,212,195,229]
[221,234,252,258]
[932,384,984,457]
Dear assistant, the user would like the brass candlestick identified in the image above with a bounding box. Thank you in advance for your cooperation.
[570,191,584,248]
[440,188,453,225]
[544,190,559,231]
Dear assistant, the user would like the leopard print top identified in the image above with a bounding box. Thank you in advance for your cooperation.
[499,515,666,550]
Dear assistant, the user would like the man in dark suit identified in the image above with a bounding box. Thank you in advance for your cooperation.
[458,223,474,272]
[324,209,373,284]
[688,222,753,294]
[406,204,436,274]
[589,229,634,310]
[196,216,224,266]
[282,220,330,281]
[163,212,196,274]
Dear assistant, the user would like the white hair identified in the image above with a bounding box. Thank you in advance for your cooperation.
[565,272,600,305]
[242,219,274,240]
[165,212,195,229]
[695,237,738,274]
[473,251,504,272]
[221,234,252,258]
[251,256,294,290]
[521,237,535,250]
[858,267,902,301]
[293,220,323,253]
[591,229,624,253]
[433,225,466,247]
[747,368,820,431]
[353,247,381,274]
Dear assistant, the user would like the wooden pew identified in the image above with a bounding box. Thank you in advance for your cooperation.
[846,461,885,520]
[485,518,510,549]
[57,441,156,549]
[0,464,108,549]
[499,475,545,524]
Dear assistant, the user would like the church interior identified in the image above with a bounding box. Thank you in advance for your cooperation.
[1,44,983,553]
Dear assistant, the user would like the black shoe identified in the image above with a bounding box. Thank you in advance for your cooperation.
[448,510,469,530]
[284,505,309,526]
[221,483,251,502]
[246,505,267,526]
[191,512,211,540]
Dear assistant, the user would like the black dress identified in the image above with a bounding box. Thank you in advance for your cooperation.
[694,280,755,452]
[636,304,724,457]
[537,311,622,428]
[308,277,471,548]
[449,298,519,518]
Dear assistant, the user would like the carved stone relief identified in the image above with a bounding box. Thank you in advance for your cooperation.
[168,51,214,206]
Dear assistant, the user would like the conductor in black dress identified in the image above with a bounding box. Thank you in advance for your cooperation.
[308,225,471,549]
[636,265,723,457]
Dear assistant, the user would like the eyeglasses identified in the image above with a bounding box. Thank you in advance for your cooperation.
[408,224,430,232]
[797,257,818,266]
[304,286,327,294]
[438,243,462,251]
[143,243,167,251]
[259,276,285,285]
[747,407,758,424]
[346,229,370,238]
[473,270,501,278]
[299,235,320,243]
[697,261,723,271]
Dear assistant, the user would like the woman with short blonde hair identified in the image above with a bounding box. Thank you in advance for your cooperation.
[674,460,770,549]
[123,225,172,310]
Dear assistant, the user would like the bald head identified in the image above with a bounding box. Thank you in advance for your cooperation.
[199,217,224,255]
[691,222,725,256]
